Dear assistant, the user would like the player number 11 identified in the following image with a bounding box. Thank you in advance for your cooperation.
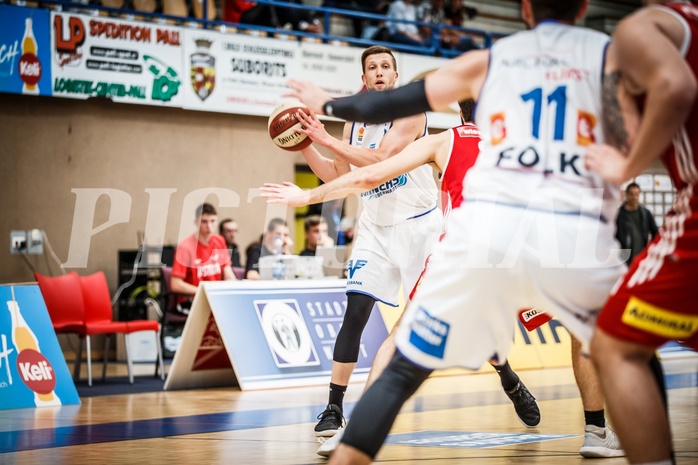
[521,85,567,140]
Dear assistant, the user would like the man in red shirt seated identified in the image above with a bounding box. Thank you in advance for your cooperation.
[171,203,236,310]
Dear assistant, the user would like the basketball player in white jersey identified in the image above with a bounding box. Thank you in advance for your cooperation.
[264,100,621,459]
[291,45,442,438]
[286,1,630,463]
[263,102,542,441]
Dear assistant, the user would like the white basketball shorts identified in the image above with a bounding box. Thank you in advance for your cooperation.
[346,206,442,307]
[395,201,626,370]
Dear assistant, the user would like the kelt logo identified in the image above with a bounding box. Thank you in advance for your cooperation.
[16,349,56,395]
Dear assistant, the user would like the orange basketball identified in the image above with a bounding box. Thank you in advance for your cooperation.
[268,101,313,152]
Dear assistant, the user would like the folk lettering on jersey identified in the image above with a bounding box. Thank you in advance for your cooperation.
[496,146,582,178]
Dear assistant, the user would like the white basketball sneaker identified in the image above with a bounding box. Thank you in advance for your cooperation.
[579,425,625,458]
[317,428,344,457]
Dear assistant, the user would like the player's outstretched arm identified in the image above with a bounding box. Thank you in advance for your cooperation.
[260,182,315,207]
[300,142,348,183]
[261,132,446,206]
[293,108,425,167]
[287,50,488,124]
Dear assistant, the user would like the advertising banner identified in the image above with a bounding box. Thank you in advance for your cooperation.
[396,52,461,129]
[0,8,464,128]
[0,5,52,96]
[51,12,184,105]
[295,42,364,99]
[0,285,80,410]
[165,280,388,390]
[182,30,301,116]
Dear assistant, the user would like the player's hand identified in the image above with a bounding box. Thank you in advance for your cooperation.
[260,182,312,207]
[584,143,629,186]
[286,79,331,114]
[294,109,334,147]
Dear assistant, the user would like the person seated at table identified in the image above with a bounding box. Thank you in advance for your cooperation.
[300,215,334,256]
[245,218,294,280]
[171,203,236,313]
[219,218,242,268]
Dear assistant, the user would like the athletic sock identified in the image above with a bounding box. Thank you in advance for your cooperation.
[328,383,347,411]
[493,360,519,392]
[584,409,605,428]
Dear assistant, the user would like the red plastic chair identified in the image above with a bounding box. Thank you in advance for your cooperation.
[80,272,164,385]
[36,271,164,386]
[34,272,87,382]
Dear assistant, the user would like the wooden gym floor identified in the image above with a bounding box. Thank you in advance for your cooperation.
[0,357,696,464]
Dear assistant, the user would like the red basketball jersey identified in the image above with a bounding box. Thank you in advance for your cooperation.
[596,3,698,351]
[655,3,698,258]
[409,123,481,302]
[441,123,481,216]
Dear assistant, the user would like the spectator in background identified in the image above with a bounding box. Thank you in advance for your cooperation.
[219,218,242,268]
[224,0,321,32]
[338,216,355,245]
[300,215,334,256]
[417,0,445,43]
[308,197,345,245]
[445,0,477,25]
[224,0,278,27]
[277,0,322,33]
[171,203,236,311]
[323,0,389,39]
[386,0,427,47]
[244,233,263,271]
[442,0,479,52]
[245,218,294,280]
[615,182,659,266]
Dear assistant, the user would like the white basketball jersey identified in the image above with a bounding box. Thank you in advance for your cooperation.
[349,119,437,226]
[471,22,619,223]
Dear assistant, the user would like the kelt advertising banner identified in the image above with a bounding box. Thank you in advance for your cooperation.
[0,5,52,96]
[0,285,80,410]
[50,11,184,105]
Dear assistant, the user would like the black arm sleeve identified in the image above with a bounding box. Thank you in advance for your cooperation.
[324,80,432,124]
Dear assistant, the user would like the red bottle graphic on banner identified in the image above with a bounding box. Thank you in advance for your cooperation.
[8,300,61,406]
[19,17,41,95]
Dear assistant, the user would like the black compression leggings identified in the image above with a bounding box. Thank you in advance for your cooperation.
[342,352,432,458]
[333,293,376,363]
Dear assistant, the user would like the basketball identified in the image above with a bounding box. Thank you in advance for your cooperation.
[268,101,313,152]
